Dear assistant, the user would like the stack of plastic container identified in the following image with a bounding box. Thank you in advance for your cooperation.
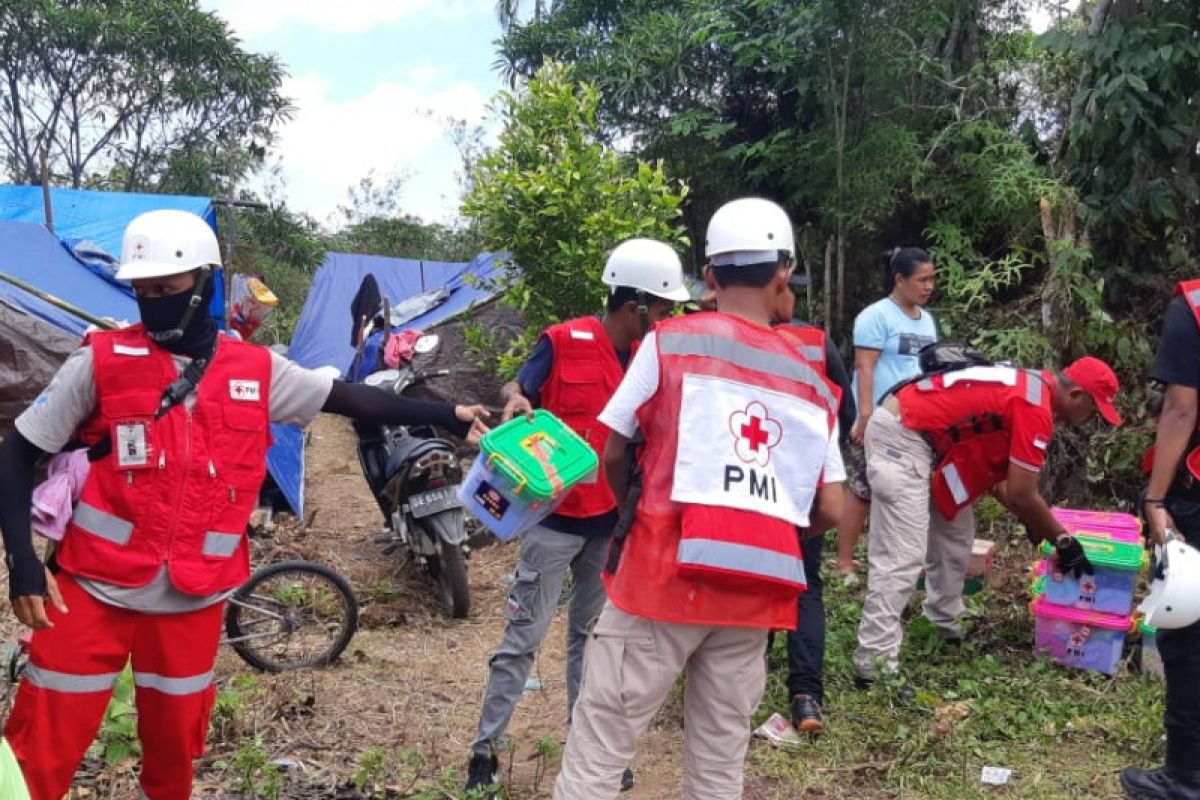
[1029,508,1146,676]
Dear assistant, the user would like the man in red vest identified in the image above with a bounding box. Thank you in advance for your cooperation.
[464,239,688,793]
[853,357,1120,684]
[553,198,845,799]
[0,210,488,800]
[1121,280,1200,799]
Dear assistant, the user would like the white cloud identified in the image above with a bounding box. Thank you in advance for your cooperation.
[258,73,491,225]
[209,0,490,35]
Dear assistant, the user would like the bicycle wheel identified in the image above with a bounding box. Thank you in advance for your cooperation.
[224,560,358,673]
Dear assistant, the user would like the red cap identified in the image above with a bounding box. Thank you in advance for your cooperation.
[1063,356,1122,425]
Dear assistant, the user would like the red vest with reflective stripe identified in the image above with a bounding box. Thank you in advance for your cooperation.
[777,324,827,371]
[1146,281,1200,480]
[897,367,1050,520]
[57,326,272,595]
[603,313,839,630]
[538,317,632,519]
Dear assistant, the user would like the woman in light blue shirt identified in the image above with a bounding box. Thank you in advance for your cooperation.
[835,247,938,578]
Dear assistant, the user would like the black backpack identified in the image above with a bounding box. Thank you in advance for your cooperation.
[916,340,993,375]
[880,340,994,399]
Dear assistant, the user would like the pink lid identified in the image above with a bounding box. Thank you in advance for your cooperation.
[1051,507,1142,543]
[1030,594,1133,630]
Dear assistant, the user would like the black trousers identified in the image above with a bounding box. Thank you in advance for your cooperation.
[786,531,826,703]
[1162,496,1200,774]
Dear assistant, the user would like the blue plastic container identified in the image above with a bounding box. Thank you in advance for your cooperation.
[1039,536,1146,616]
[459,410,598,541]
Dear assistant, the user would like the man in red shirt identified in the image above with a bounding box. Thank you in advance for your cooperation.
[853,358,1121,682]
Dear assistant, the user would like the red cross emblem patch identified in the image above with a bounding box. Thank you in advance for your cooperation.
[728,401,782,467]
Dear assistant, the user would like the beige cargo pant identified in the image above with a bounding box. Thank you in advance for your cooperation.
[853,405,976,679]
[553,601,768,800]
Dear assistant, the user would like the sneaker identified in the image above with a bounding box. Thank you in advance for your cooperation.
[789,693,824,733]
[1120,766,1200,799]
[464,753,499,792]
[620,767,635,792]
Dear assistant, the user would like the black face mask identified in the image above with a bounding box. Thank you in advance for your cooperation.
[137,273,217,359]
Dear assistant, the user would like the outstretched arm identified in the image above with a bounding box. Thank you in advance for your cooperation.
[321,381,489,443]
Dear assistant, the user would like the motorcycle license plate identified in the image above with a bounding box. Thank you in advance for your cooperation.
[409,486,462,518]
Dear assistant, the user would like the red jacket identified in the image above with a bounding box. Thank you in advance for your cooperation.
[604,313,839,630]
[539,317,632,518]
[777,324,827,371]
[896,366,1053,519]
[57,325,272,595]
[1144,280,1200,480]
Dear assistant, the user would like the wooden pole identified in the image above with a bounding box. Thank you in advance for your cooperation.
[0,270,116,330]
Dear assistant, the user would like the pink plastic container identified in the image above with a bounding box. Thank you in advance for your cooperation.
[1051,507,1143,543]
[1031,595,1133,676]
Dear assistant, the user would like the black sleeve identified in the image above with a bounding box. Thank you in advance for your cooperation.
[321,381,471,438]
[1151,296,1200,389]
[823,335,858,443]
[0,431,49,599]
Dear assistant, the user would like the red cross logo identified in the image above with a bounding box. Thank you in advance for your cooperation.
[729,402,782,467]
[741,415,770,451]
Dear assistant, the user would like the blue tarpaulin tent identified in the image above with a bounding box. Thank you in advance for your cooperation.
[288,251,508,373]
[0,185,225,321]
[0,221,138,335]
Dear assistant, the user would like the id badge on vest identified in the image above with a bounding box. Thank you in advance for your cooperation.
[671,373,830,527]
[112,419,157,470]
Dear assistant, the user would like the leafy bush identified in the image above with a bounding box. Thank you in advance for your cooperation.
[462,62,688,376]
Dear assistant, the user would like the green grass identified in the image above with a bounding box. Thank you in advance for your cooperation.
[748,531,1163,799]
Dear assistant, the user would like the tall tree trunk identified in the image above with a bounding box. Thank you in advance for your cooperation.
[1058,0,1116,162]
[823,236,834,331]
[1039,195,1081,364]
[836,222,846,330]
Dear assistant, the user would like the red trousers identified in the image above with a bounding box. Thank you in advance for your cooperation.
[4,572,223,800]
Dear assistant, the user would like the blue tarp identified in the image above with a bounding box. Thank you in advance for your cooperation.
[288,251,508,373]
[0,221,138,336]
[0,185,225,322]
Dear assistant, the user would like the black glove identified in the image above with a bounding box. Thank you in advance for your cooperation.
[1053,535,1094,580]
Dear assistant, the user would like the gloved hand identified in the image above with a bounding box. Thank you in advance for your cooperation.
[1053,534,1094,580]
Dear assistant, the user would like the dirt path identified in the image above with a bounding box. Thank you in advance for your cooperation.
[201,412,691,798]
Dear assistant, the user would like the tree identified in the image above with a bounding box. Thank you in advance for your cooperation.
[0,0,291,191]
[462,62,687,374]
[495,0,1031,326]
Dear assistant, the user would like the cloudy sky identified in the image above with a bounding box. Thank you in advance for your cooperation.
[201,0,503,227]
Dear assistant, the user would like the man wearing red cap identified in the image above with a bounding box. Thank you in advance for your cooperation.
[853,356,1121,683]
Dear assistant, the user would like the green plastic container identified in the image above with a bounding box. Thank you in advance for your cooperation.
[458,410,600,540]
[1038,535,1147,615]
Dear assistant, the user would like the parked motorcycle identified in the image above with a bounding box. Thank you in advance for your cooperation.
[354,339,473,618]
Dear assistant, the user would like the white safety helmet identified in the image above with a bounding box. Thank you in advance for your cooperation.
[705,197,794,267]
[1139,536,1200,630]
[115,209,222,281]
[602,238,689,302]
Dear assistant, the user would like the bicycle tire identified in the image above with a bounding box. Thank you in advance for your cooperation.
[224,560,359,673]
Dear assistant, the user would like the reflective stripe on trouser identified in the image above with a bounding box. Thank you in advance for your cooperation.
[472,523,609,756]
[4,571,223,800]
[852,407,976,679]
[554,602,768,800]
